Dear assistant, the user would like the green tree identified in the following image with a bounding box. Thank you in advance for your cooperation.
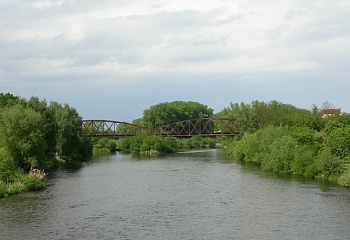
[0,105,48,171]
[0,147,16,181]
[50,102,91,159]
[262,135,297,174]
[142,101,213,128]
[22,97,58,167]
[0,93,19,108]
[326,125,350,160]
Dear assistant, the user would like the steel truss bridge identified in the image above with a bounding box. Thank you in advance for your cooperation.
[82,118,239,138]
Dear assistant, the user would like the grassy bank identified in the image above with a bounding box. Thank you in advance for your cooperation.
[0,168,47,198]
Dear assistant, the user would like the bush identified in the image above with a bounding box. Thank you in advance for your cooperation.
[261,136,297,174]
[6,182,24,195]
[22,168,47,191]
[0,182,6,198]
[106,140,117,151]
[290,146,315,176]
[338,170,350,187]
[23,175,46,191]
[0,147,16,182]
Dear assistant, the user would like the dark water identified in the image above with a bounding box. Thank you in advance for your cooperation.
[1,149,350,240]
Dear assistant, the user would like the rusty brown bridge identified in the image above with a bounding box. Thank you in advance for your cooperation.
[82,118,239,138]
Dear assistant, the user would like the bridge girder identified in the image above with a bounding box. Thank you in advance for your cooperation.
[82,118,239,138]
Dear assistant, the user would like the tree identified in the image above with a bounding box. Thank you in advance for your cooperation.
[142,101,214,128]
[49,102,91,159]
[22,97,58,167]
[0,147,16,181]
[0,105,48,171]
[0,93,19,108]
[326,125,350,160]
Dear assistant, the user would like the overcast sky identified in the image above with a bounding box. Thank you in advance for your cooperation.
[1,0,349,121]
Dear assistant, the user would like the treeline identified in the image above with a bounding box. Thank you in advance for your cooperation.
[92,101,217,154]
[133,100,214,128]
[93,136,217,154]
[0,93,92,197]
[216,100,350,186]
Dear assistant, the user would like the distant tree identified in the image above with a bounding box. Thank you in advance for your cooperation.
[322,101,336,110]
[142,101,213,128]
[216,100,322,133]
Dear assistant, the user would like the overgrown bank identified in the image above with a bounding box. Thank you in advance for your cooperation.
[0,93,92,198]
[216,101,350,187]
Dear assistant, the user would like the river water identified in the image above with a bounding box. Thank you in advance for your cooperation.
[1,149,350,240]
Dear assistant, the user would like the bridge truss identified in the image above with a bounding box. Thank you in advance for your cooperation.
[153,118,239,137]
[82,120,152,138]
[82,118,239,138]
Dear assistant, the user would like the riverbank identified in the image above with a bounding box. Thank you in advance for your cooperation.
[222,125,350,187]
[0,168,47,198]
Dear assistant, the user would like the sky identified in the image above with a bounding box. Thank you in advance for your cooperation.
[1,0,350,122]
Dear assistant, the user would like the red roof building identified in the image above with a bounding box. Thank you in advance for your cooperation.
[322,109,341,118]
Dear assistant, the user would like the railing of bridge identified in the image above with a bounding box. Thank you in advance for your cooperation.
[82,118,239,138]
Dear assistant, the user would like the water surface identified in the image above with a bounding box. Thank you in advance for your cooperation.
[1,150,350,239]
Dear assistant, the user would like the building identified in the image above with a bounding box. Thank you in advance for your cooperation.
[322,109,341,118]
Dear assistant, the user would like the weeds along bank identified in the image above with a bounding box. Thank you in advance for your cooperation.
[0,168,47,198]
[223,124,350,187]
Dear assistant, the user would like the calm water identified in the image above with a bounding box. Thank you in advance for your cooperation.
[1,149,350,240]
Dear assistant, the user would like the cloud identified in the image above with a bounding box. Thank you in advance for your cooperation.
[1,0,350,118]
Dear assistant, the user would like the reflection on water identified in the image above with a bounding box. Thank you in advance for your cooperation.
[1,149,350,240]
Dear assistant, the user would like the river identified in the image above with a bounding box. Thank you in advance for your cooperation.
[1,149,350,239]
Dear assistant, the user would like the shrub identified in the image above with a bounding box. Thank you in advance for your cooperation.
[0,182,6,198]
[0,147,16,182]
[23,175,46,191]
[22,168,47,191]
[29,168,47,181]
[261,136,297,174]
[6,182,24,195]
[106,140,117,151]
[338,170,350,187]
[290,146,315,176]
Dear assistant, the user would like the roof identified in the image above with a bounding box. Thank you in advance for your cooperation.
[322,109,341,115]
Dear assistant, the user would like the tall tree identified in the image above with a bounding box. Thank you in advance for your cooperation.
[50,102,91,159]
[142,101,213,128]
[0,105,48,171]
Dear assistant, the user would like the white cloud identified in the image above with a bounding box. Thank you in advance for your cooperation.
[31,0,65,10]
[1,0,350,116]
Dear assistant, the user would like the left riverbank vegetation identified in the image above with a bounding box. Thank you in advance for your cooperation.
[0,93,92,198]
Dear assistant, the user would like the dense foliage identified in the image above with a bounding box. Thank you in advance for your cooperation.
[117,136,216,154]
[215,100,324,133]
[0,93,92,197]
[220,100,350,186]
[138,101,214,128]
